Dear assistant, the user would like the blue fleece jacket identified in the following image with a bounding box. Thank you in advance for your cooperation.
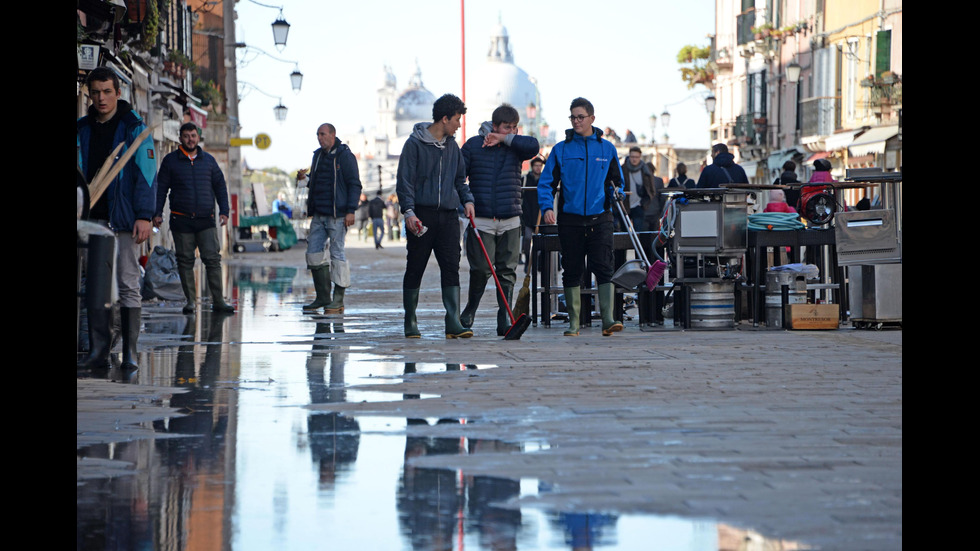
[537,127,624,222]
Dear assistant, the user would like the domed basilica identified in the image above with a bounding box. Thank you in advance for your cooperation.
[350,20,542,191]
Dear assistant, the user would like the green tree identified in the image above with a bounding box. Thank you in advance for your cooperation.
[677,44,715,89]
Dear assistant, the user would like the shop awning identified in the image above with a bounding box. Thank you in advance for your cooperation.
[767,147,806,174]
[824,128,866,151]
[805,151,830,163]
[188,104,208,129]
[848,125,899,157]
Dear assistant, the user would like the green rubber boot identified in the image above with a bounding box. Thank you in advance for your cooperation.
[207,268,235,313]
[325,286,346,314]
[404,288,421,338]
[303,265,332,312]
[179,265,197,314]
[564,287,581,337]
[443,286,473,338]
[460,282,484,329]
[599,282,623,336]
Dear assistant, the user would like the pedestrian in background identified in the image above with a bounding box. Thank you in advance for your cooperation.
[520,156,545,270]
[369,190,386,249]
[696,143,749,188]
[355,192,370,242]
[667,163,694,189]
[77,66,157,371]
[620,146,652,232]
[396,93,475,338]
[459,104,539,336]
[153,122,235,314]
[296,123,362,315]
[385,193,401,241]
[642,161,666,232]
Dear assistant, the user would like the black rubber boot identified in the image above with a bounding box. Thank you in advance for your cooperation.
[496,283,514,336]
[460,282,484,329]
[443,286,473,338]
[207,268,235,313]
[77,234,114,370]
[179,265,197,313]
[404,288,421,338]
[120,306,141,371]
[303,265,332,312]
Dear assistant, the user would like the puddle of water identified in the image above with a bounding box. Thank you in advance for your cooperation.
[78,266,812,550]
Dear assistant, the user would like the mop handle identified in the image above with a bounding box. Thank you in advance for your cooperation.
[467,213,517,324]
[613,199,651,267]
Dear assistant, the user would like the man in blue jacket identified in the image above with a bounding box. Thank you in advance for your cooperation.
[296,123,362,314]
[538,97,625,337]
[154,123,234,314]
[77,67,157,371]
[696,143,749,188]
[460,104,539,336]
[396,93,475,338]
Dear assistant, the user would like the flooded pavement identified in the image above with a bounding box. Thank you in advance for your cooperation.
[77,242,901,550]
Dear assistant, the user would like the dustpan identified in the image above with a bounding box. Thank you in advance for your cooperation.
[611,200,667,291]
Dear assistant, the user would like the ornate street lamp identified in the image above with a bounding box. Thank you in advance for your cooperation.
[786,61,802,84]
[705,95,717,114]
[273,100,288,122]
[271,13,290,50]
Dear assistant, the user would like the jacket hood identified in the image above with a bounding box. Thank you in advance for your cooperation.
[86,99,137,124]
[478,121,494,137]
[713,152,736,167]
[412,122,450,149]
[315,137,347,156]
[564,126,603,142]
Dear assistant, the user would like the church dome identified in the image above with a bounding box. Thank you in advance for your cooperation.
[395,63,435,123]
[467,21,539,130]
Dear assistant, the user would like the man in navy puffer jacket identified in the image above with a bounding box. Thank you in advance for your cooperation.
[154,123,234,314]
[459,104,539,335]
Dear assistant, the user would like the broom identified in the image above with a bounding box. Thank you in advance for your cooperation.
[512,211,541,319]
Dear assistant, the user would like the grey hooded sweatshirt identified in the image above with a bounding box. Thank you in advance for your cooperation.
[396,122,474,215]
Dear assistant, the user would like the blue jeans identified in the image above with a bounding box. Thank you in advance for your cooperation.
[306,215,347,267]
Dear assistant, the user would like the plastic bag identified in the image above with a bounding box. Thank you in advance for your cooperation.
[141,246,185,301]
[768,263,820,280]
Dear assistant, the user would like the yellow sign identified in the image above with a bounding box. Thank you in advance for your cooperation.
[254,133,272,150]
[230,137,253,147]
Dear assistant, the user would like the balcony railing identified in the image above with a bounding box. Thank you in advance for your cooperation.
[800,96,839,139]
[736,10,756,45]
[733,114,767,147]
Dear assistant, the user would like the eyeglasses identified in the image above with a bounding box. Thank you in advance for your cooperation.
[568,114,591,122]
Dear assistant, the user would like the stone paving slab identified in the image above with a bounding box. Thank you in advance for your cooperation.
[79,241,902,550]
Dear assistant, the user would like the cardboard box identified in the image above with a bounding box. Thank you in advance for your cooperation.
[788,304,840,330]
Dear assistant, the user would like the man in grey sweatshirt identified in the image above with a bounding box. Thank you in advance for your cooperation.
[396,93,476,338]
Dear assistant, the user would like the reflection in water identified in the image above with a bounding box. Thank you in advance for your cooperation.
[77,311,234,551]
[77,266,814,551]
[306,321,360,487]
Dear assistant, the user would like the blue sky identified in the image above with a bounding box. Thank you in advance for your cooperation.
[232,0,717,171]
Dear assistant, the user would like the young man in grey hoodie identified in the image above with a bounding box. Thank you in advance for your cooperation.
[396,93,476,338]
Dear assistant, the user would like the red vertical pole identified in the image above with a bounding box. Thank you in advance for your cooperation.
[460,0,466,142]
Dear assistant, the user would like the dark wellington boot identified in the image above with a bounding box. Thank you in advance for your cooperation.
[404,288,421,338]
[120,306,142,371]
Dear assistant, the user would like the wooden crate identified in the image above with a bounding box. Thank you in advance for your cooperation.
[788,304,840,330]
